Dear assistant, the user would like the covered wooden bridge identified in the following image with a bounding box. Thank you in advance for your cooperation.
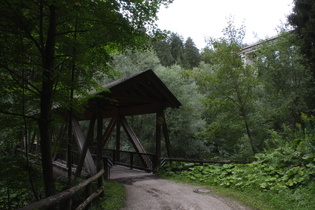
[54,69,181,176]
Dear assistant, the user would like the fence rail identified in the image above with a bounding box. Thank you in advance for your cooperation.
[18,166,106,210]
[92,148,159,172]
[164,157,250,164]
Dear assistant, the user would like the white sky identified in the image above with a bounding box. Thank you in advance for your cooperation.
[157,0,294,49]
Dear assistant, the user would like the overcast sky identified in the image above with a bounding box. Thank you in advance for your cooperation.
[157,0,294,49]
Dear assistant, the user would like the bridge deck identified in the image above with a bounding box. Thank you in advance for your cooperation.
[110,165,153,179]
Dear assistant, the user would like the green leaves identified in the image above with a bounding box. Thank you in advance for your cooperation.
[161,114,315,200]
[163,159,313,194]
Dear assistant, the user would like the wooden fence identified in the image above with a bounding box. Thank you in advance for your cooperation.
[103,149,158,172]
[164,157,250,164]
[18,157,112,210]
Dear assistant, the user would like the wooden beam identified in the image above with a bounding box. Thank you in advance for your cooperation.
[72,117,97,175]
[161,112,171,158]
[120,116,152,169]
[75,116,96,177]
[78,102,167,120]
[96,116,103,170]
[52,124,67,161]
[115,118,121,162]
[96,115,104,192]
[101,118,116,148]
[156,112,163,170]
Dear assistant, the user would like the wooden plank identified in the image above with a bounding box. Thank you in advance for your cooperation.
[72,117,97,175]
[121,116,152,169]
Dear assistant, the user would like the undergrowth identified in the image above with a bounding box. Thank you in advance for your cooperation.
[160,161,315,210]
[91,180,126,210]
[0,154,43,209]
[160,114,315,210]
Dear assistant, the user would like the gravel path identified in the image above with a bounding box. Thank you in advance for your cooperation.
[111,166,250,210]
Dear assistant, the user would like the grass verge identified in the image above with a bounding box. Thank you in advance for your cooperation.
[158,173,315,210]
[91,180,126,210]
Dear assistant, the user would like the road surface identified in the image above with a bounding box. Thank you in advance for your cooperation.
[111,166,250,210]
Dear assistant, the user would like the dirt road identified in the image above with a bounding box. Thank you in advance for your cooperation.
[111,166,250,210]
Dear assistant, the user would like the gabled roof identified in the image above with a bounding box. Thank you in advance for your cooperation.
[81,69,181,119]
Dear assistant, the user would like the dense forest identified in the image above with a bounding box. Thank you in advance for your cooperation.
[1,0,315,209]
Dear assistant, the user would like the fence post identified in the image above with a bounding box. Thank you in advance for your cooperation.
[130,153,134,169]
[152,155,158,172]
[103,157,109,180]
[113,150,116,164]
[86,175,92,209]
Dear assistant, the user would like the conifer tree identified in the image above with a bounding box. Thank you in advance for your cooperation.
[184,37,201,69]
[169,33,185,66]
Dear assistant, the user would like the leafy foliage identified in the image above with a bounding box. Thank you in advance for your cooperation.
[254,32,312,127]
[191,19,260,158]
[289,0,315,78]
[0,154,43,209]
[109,50,207,158]
[161,115,315,209]
[0,0,173,197]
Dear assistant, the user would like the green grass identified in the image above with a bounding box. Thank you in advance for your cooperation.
[91,180,126,210]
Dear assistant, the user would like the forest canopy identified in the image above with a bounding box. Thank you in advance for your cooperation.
[1,0,315,209]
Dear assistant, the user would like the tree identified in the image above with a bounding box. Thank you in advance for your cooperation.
[183,37,201,69]
[288,0,315,77]
[254,31,312,128]
[169,33,185,66]
[0,0,173,197]
[288,0,315,114]
[200,47,216,65]
[111,50,207,158]
[192,20,259,158]
[152,39,175,67]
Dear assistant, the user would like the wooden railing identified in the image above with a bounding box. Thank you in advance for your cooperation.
[164,157,250,164]
[18,158,111,210]
[101,149,158,172]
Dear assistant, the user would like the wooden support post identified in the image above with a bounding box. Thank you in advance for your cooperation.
[85,175,92,209]
[116,118,121,162]
[103,157,110,180]
[130,153,134,169]
[161,112,172,158]
[67,115,73,182]
[156,112,163,171]
[96,115,104,195]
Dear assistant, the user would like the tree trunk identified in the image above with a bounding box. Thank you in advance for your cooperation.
[38,4,57,197]
[241,108,255,154]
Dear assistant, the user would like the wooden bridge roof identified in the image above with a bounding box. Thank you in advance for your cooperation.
[80,69,181,120]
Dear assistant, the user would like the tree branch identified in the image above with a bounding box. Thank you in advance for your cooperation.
[0,64,41,96]
[0,110,38,121]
